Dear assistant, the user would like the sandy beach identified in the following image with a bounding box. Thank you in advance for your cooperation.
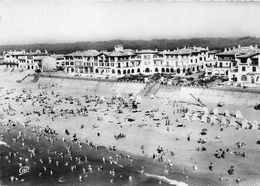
[1,67,260,186]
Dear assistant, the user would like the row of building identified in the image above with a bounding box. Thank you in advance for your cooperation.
[2,44,260,86]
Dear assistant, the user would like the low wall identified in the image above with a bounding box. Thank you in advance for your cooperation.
[35,75,146,96]
[156,86,260,106]
[27,73,260,106]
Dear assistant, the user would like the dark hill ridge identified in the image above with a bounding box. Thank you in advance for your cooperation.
[1,36,260,54]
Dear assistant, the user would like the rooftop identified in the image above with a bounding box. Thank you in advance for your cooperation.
[217,45,260,56]
[135,49,158,54]
[65,50,101,57]
[237,52,260,59]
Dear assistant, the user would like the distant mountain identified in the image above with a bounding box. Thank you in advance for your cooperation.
[1,36,260,54]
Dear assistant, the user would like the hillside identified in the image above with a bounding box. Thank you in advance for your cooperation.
[0,36,260,54]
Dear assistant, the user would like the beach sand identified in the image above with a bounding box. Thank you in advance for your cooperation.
[1,67,260,186]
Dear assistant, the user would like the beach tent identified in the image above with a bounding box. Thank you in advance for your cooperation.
[136,95,142,103]
[129,95,135,101]
[235,110,243,119]
[150,94,154,99]
[201,115,208,123]
[153,112,161,120]
[184,112,191,120]
[213,108,219,116]
[100,96,105,101]
[252,120,259,130]
[210,115,218,124]
[191,112,199,121]
[202,107,209,115]
[225,109,230,117]
[221,116,229,126]
[241,119,249,128]
[116,93,122,98]
[228,117,238,127]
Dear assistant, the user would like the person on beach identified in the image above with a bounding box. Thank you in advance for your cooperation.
[193,163,198,172]
[209,162,213,171]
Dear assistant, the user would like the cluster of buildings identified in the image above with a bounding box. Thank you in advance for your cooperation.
[2,44,260,86]
[2,49,57,72]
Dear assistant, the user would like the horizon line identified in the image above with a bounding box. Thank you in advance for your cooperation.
[0,35,259,46]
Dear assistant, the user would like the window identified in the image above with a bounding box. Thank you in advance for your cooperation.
[241,75,247,81]
[252,58,259,66]
[242,66,246,72]
[253,67,257,72]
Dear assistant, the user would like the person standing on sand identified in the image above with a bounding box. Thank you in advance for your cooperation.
[193,163,198,172]
[187,134,190,141]
[209,162,213,171]
[141,145,144,154]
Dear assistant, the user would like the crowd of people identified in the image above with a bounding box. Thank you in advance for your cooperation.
[0,78,259,186]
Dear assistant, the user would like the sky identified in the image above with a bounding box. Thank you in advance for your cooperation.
[0,0,260,45]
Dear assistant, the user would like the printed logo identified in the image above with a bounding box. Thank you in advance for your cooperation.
[19,166,30,176]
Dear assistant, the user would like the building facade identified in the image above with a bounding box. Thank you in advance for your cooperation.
[61,45,210,78]
[3,50,49,70]
[230,52,260,85]
[4,44,260,86]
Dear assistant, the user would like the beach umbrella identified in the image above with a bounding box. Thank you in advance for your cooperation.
[235,110,243,119]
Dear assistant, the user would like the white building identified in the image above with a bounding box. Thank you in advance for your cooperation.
[3,50,49,70]
[205,45,259,78]
[61,45,210,78]
[37,56,57,72]
[230,51,260,85]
